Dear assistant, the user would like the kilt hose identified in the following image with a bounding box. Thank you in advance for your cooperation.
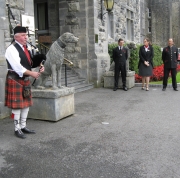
[5,75,33,109]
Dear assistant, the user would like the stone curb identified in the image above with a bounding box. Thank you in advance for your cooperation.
[135,83,180,88]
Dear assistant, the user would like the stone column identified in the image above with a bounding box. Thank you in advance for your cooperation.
[89,0,110,87]
[48,0,59,42]
[59,0,111,87]
[150,0,171,47]
[0,0,10,119]
[172,1,180,47]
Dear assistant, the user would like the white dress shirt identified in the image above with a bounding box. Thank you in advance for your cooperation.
[5,40,27,77]
[144,46,149,52]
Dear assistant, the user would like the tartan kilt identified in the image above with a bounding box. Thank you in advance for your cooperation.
[5,76,33,109]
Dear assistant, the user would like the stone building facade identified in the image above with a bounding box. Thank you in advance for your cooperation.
[146,0,180,47]
[1,0,180,119]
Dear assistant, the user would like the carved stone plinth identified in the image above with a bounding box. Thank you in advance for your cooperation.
[28,87,75,121]
[103,71,135,89]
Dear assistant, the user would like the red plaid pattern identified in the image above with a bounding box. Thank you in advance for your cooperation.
[5,76,32,109]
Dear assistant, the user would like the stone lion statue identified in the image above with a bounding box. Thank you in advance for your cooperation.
[35,32,79,90]
[109,42,136,71]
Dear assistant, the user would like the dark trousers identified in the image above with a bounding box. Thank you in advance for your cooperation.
[114,63,126,88]
[163,67,177,88]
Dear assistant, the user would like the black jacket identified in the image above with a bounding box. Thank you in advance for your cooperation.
[162,46,178,68]
[138,45,154,68]
[113,46,128,66]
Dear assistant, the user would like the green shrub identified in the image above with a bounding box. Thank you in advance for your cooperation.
[108,43,118,64]
[152,44,163,67]
[129,44,141,73]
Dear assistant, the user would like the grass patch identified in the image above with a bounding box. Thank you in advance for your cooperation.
[150,72,180,84]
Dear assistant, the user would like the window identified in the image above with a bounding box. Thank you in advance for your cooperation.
[34,1,48,32]
[148,19,151,33]
[148,8,151,18]
[126,10,134,41]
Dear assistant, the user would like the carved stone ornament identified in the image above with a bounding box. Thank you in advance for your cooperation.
[7,0,24,10]
[66,13,79,25]
[68,2,80,12]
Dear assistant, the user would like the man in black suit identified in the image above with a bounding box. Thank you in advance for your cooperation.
[162,38,178,91]
[113,38,128,91]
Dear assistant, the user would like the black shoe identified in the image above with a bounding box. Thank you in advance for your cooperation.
[162,88,166,91]
[113,87,117,91]
[15,130,26,139]
[174,88,178,91]
[123,87,128,91]
[21,127,36,134]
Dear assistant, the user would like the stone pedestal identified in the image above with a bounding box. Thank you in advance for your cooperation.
[0,58,11,119]
[103,71,135,89]
[28,87,75,121]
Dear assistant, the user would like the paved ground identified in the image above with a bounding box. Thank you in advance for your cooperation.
[0,86,180,178]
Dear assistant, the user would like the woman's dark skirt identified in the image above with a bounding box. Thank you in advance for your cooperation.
[139,63,153,77]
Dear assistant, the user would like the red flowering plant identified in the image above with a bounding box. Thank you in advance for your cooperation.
[135,64,180,83]
[135,74,142,83]
[150,64,164,81]
[177,64,180,71]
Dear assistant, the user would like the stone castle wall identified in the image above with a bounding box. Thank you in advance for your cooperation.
[58,0,111,87]
[172,1,180,47]
[111,0,143,44]
[94,0,145,44]
[59,1,88,81]
[148,0,180,48]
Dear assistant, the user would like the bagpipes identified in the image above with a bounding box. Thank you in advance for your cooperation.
[31,59,45,86]
[25,31,46,85]
[26,24,46,68]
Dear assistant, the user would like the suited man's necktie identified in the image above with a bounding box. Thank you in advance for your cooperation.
[23,45,31,64]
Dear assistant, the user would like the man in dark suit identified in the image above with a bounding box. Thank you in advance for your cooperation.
[113,38,128,91]
[162,38,178,91]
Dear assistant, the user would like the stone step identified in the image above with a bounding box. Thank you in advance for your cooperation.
[46,78,83,85]
[61,73,78,79]
[73,83,94,93]
[48,75,83,84]
[46,67,94,93]
[62,78,85,85]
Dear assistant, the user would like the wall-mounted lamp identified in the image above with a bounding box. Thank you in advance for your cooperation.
[104,0,114,12]
[101,0,114,21]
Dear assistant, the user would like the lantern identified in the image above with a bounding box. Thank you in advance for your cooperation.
[104,0,114,12]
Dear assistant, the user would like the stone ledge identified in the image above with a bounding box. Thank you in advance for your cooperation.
[135,83,180,88]
[32,87,75,98]
[29,87,75,121]
[103,71,135,89]
[104,70,135,77]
